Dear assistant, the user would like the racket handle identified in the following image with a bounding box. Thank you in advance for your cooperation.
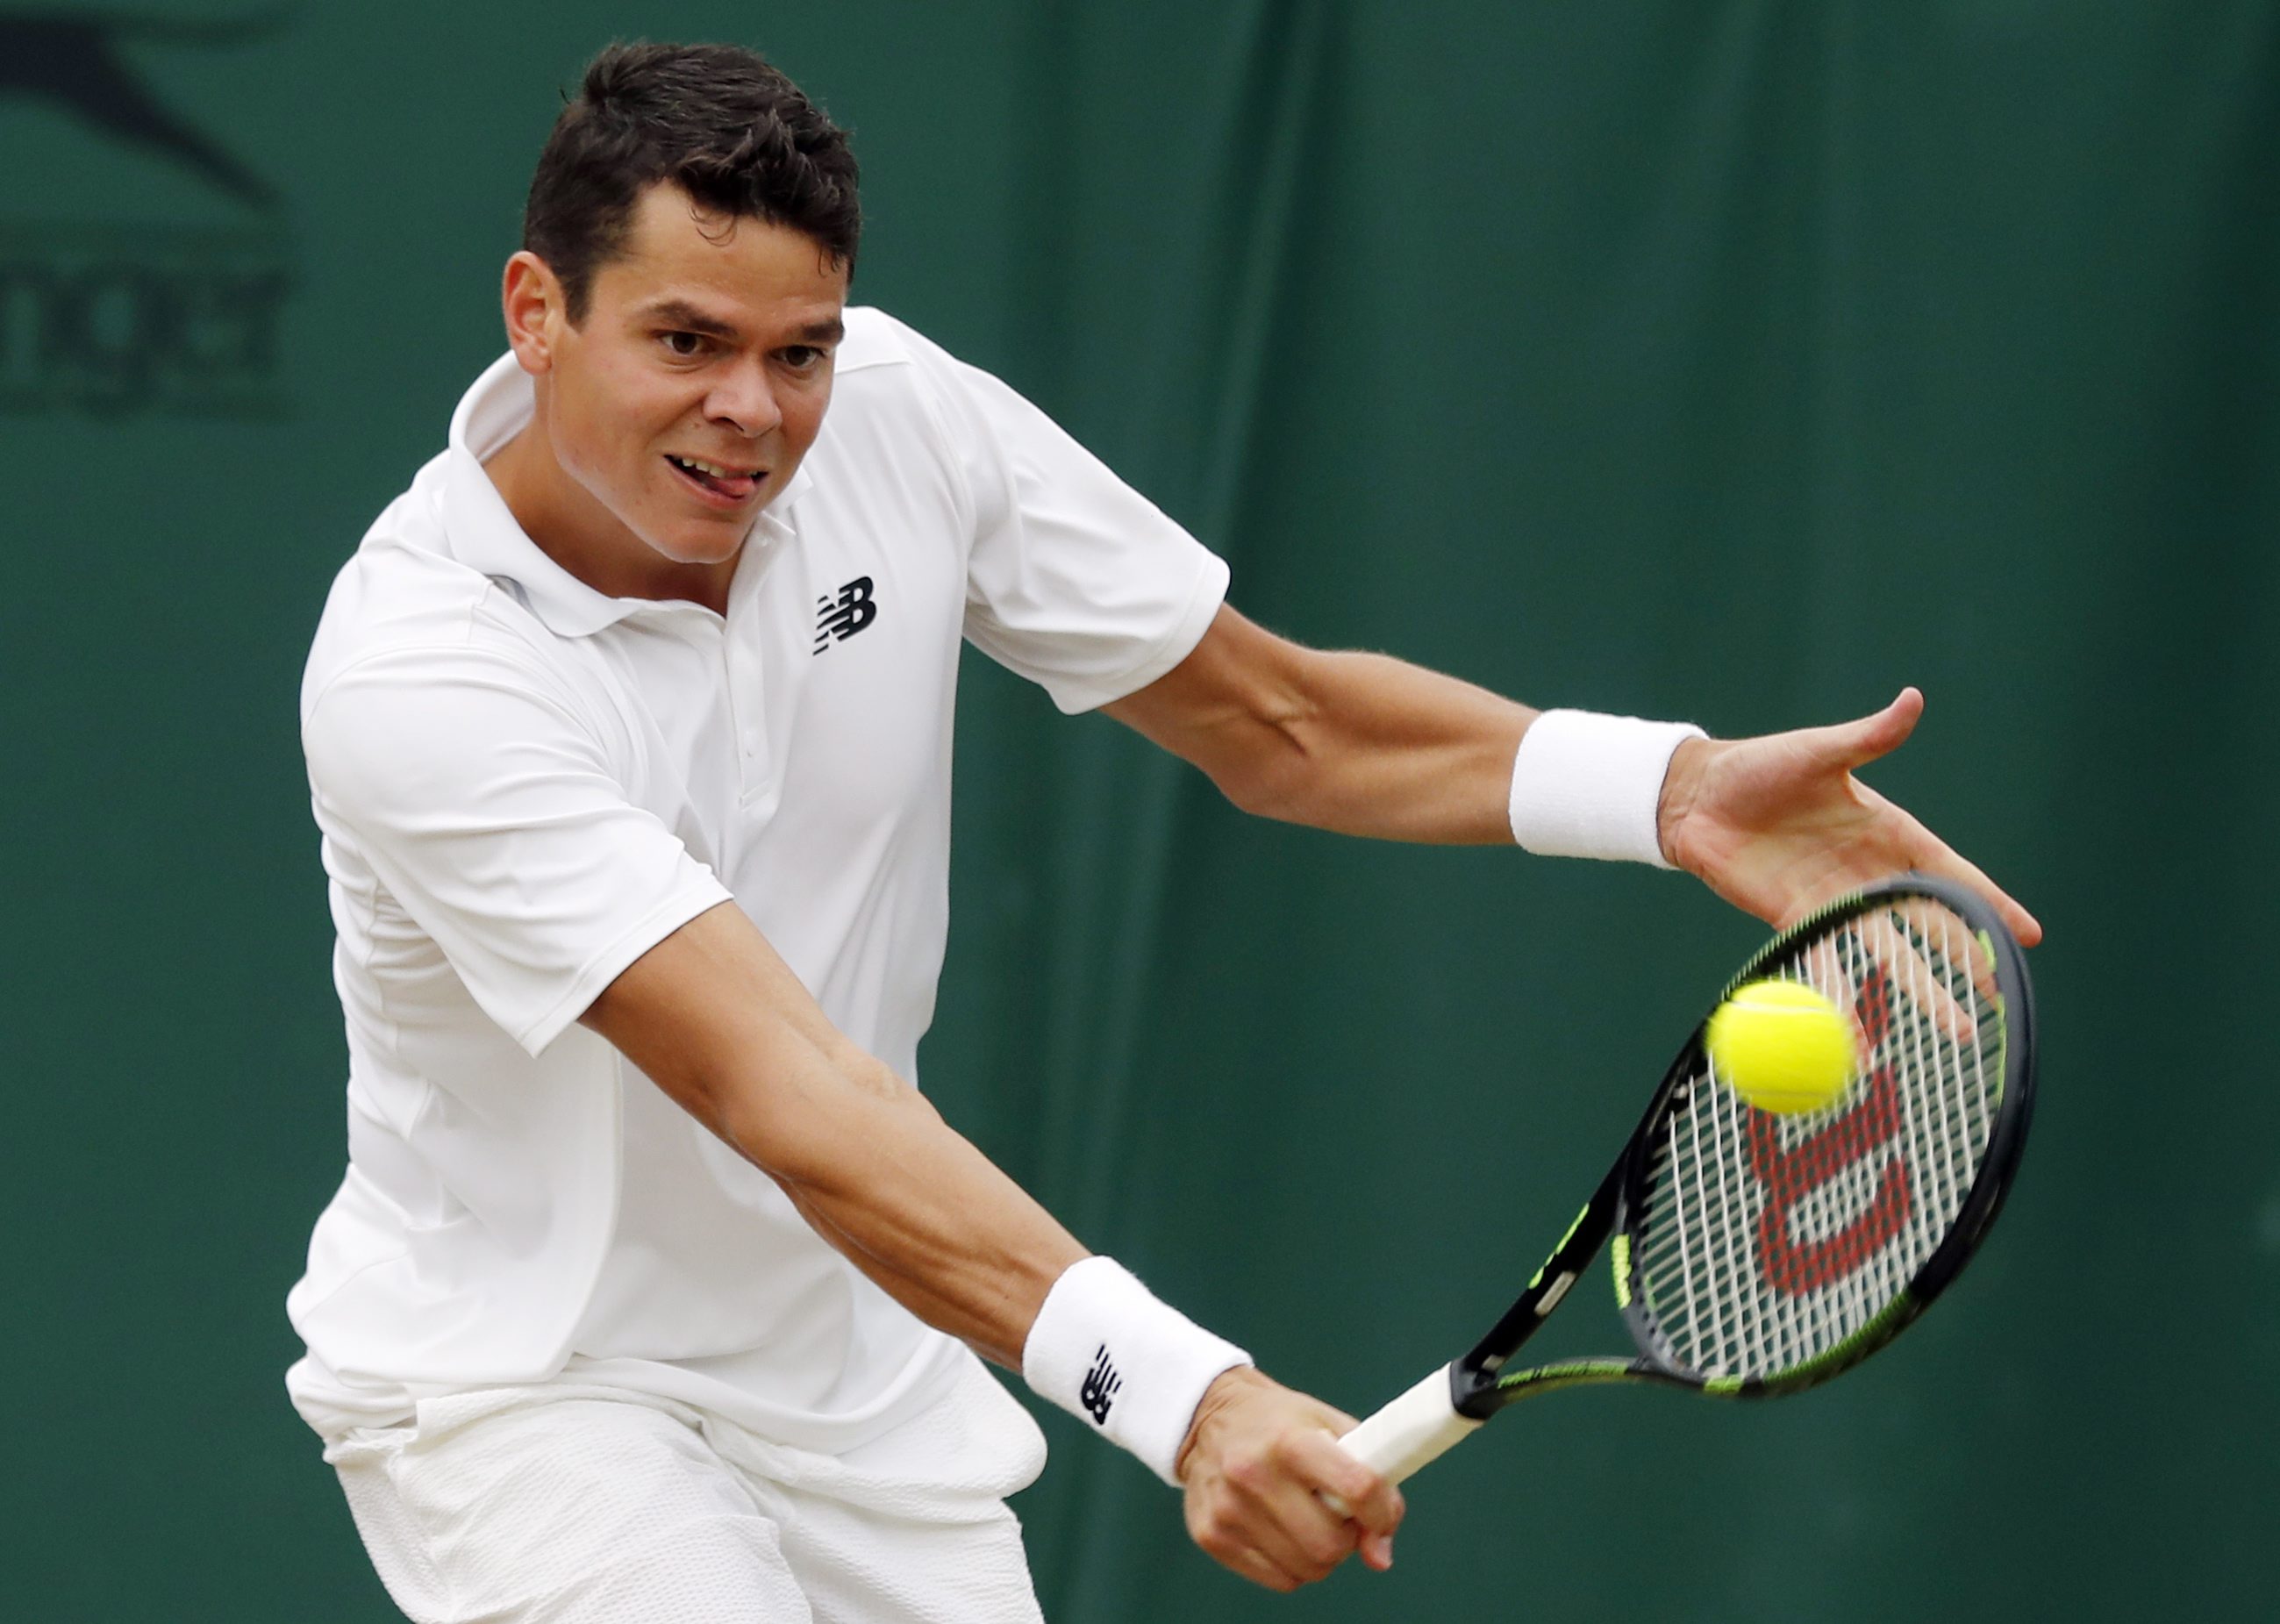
[1323,1365,1483,1513]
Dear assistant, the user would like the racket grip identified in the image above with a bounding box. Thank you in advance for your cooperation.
[1332,1365,1483,1494]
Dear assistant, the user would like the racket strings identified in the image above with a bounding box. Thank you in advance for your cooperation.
[1633,903,2004,1380]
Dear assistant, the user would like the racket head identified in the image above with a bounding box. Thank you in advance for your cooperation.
[1609,873,2036,1398]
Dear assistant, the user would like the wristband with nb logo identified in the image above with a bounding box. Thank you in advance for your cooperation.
[1023,1256,1252,1485]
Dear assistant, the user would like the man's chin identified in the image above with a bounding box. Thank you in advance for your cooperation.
[640,514,757,569]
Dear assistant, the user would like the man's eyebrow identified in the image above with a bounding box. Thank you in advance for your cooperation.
[639,299,740,339]
[634,304,844,347]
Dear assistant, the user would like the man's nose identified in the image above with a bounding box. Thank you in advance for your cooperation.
[707,358,782,438]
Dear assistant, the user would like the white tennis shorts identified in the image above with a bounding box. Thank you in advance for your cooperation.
[325,1360,1050,1623]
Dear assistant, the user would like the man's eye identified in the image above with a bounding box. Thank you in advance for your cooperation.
[782,346,826,371]
[661,332,711,358]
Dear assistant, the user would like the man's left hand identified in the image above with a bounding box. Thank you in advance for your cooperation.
[1655,687,2042,944]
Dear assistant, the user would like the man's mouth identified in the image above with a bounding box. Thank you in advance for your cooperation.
[666,454,764,503]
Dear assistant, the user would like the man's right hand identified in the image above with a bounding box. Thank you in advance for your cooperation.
[1174,1366,1404,1592]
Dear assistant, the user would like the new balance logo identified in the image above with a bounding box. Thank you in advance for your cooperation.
[1079,1344,1122,1425]
[813,576,877,652]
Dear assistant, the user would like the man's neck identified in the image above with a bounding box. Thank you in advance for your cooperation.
[483,423,740,617]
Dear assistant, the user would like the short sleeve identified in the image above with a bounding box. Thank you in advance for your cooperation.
[947,356,1230,714]
[304,645,733,1056]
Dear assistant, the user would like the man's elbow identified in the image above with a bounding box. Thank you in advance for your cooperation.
[713,1048,938,1191]
[1208,723,1320,823]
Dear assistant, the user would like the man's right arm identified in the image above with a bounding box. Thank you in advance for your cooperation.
[578,899,1403,1589]
[583,897,1083,1356]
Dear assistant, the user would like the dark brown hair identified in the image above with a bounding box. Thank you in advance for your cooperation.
[522,42,861,321]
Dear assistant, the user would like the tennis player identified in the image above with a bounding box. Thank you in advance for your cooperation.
[288,41,2040,1622]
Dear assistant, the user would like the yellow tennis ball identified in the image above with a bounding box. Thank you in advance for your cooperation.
[1705,980,1857,1114]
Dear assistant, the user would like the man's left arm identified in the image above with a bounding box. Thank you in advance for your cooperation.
[1104,605,2041,942]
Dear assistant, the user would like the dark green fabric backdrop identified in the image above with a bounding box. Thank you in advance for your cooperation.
[4,4,2273,1620]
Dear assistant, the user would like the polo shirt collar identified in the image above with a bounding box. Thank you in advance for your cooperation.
[441,351,812,637]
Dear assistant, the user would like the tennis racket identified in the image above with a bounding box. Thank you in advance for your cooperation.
[1335,872,2036,1489]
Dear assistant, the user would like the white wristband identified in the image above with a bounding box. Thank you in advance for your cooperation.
[1507,710,1706,867]
[1023,1256,1252,1485]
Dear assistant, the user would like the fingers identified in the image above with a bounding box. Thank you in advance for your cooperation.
[1831,690,2041,944]
[1886,896,2004,1014]
[1923,851,2042,948]
[1853,909,1978,1048]
[1301,1427,1404,1542]
[1188,1450,1349,1590]
[1183,1387,1405,1592]
[1201,1438,1399,1585]
[1883,800,2044,947]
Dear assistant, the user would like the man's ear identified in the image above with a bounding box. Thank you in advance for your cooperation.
[502,251,565,376]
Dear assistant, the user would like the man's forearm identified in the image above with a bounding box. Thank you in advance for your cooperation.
[582,903,1085,1368]
[1105,610,1534,844]
[723,1048,1088,1369]
[1236,647,1531,841]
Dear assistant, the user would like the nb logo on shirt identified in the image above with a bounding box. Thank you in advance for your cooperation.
[1080,1343,1122,1425]
[813,576,878,652]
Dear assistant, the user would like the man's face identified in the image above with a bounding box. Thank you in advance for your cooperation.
[531,184,849,571]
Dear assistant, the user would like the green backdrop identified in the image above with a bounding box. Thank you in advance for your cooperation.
[4,4,2274,1620]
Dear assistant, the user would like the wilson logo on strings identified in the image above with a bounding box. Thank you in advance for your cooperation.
[1748,963,1912,1297]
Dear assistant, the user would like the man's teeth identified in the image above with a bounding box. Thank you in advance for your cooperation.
[673,456,750,480]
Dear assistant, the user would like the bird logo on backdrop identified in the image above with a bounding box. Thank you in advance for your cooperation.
[0,7,297,418]
[0,8,287,206]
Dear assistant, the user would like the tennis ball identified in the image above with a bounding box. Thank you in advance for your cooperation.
[1705,980,1856,1114]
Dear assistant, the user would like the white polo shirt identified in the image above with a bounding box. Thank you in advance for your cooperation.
[287,308,1229,1450]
